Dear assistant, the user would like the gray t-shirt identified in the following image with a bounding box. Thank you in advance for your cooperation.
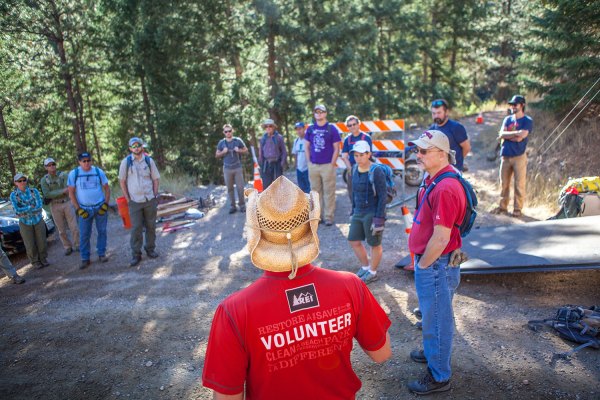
[217,137,246,169]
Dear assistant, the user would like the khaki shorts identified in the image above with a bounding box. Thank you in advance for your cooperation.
[348,212,382,247]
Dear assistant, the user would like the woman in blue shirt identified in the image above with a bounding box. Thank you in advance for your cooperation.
[9,173,49,269]
[348,141,387,284]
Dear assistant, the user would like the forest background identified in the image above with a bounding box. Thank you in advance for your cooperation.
[1,0,598,196]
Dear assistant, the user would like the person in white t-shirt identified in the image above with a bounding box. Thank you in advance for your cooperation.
[292,121,310,193]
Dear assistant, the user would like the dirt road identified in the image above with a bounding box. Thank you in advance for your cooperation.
[1,111,599,399]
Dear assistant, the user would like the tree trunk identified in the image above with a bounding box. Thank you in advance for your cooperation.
[74,79,87,149]
[85,93,103,168]
[266,17,280,123]
[0,105,16,178]
[140,71,164,167]
[376,16,387,119]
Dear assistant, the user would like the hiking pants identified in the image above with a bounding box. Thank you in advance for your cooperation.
[1,248,18,279]
[19,220,48,267]
[51,200,79,250]
[415,254,460,383]
[129,198,158,258]
[499,153,527,212]
[308,162,337,223]
[223,167,245,208]
[261,160,282,189]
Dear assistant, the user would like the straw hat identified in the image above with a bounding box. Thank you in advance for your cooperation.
[244,176,320,279]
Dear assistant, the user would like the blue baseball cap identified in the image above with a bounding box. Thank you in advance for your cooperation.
[78,152,92,160]
[294,122,305,128]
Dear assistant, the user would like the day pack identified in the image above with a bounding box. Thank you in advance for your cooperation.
[414,171,478,237]
[353,163,397,204]
[125,154,154,181]
[528,305,600,357]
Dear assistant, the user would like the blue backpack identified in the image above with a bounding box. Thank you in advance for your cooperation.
[353,163,397,204]
[414,171,478,237]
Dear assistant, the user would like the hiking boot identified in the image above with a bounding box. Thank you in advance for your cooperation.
[80,260,90,270]
[229,207,237,214]
[130,256,141,267]
[99,255,109,263]
[64,247,73,256]
[360,271,379,284]
[490,207,508,215]
[40,260,50,268]
[146,250,159,259]
[511,210,523,218]
[413,307,422,319]
[325,220,333,226]
[34,262,44,270]
[407,369,451,395]
[410,349,427,363]
[239,205,246,213]
[356,267,369,278]
[12,274,25,284]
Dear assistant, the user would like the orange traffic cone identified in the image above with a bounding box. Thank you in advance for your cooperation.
[253,162,263,192]
[476,112,484,124]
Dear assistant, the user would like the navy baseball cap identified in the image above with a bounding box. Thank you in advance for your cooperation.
[78,152,92,160]
[508,95,526,105]
[294,122,305,128]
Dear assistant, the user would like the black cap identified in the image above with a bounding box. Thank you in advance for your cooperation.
[508,95,526,105]
[78,152,92,160]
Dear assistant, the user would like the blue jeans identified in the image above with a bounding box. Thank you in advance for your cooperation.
[415,254,460,382]
[296,169,310,193]
[78,206,108,261]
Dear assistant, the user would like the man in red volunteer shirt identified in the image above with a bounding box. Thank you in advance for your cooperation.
[202,176,391,400]
[406,130,466,395]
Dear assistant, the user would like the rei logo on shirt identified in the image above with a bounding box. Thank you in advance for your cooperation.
[285,283,320,313]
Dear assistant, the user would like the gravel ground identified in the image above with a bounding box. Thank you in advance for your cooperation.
[1,111,598,399]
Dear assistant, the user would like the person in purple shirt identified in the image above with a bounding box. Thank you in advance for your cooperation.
[305,104,342,226]
[428,99,471,171]
[258,118,287,189]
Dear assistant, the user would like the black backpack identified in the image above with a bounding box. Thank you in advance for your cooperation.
[414,171,478,237]
[528,305,600,358]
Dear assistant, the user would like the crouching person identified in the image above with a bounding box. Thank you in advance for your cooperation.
[202,176,391,399]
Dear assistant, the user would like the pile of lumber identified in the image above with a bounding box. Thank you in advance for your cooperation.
[157,198,200,218]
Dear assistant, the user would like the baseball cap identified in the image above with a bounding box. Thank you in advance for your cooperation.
[508,95,526,105]
[294,122,305,128]
[43,157,56,166]
[313,104,327,112]
[350,140,371,154]
[128,137,143,147]
[262,118,276,127]
[409,130,457,164]
[14,173,27,182]
[78,152,92,160]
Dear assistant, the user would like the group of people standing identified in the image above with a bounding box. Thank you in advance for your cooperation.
[2,137,161,284]
[206,95,533,397]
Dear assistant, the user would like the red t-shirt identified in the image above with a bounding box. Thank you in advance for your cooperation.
[202,264,391,400]
[408,165,466,255]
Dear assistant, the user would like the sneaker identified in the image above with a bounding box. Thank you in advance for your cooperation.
[40,260,50,268]
[146,250,159,259]
[325,220,333,226]
[490,207,508,215]
[229,207,237,214]
[356,267,369,278]
[239,205,246,213]
[12,274,25,284]
[99,255,109,263]
[64,248,73,256]
[407,369,451,395]
[410,349,427,363]
[511,210,523,218]
[130,256,141,267]
[80,260,90,270]
[360,271,379,284]
[34,262,44,270]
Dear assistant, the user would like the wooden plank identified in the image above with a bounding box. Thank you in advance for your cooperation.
[157,197,192,210]
[156,201,199,217]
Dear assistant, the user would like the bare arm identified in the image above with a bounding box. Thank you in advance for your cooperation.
[304,139,311,165]
[213,391,243,400]
[330,142,340,166]
[418,225,452,268]
[341,152,351,169]
[103,183,111,204]
[363,332,392,363]
[152,178,160,197]
[119,179,130,202]
[216,147,228,158]
[460,139,471,158]
[68,186,80,210]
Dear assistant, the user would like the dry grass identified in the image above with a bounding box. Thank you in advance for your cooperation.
[526,109,600,207]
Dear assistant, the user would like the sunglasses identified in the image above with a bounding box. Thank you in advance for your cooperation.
[431,100,447,108]
[413,148,442,155]
[346,123,358,128]
[223,130,232,133]
[130,143,142,149]
[264,125,274,128]
[16,179,27,183]
[46,163,56,167]
[314,110,326,114]
[81,159,92,163]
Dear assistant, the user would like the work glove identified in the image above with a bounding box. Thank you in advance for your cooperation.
[371,217,385,236]
[449,248,469,267]
[97,203,109,216]
[77,208,89,219]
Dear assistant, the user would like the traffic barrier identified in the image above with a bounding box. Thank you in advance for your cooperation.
[116,196,132,229]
